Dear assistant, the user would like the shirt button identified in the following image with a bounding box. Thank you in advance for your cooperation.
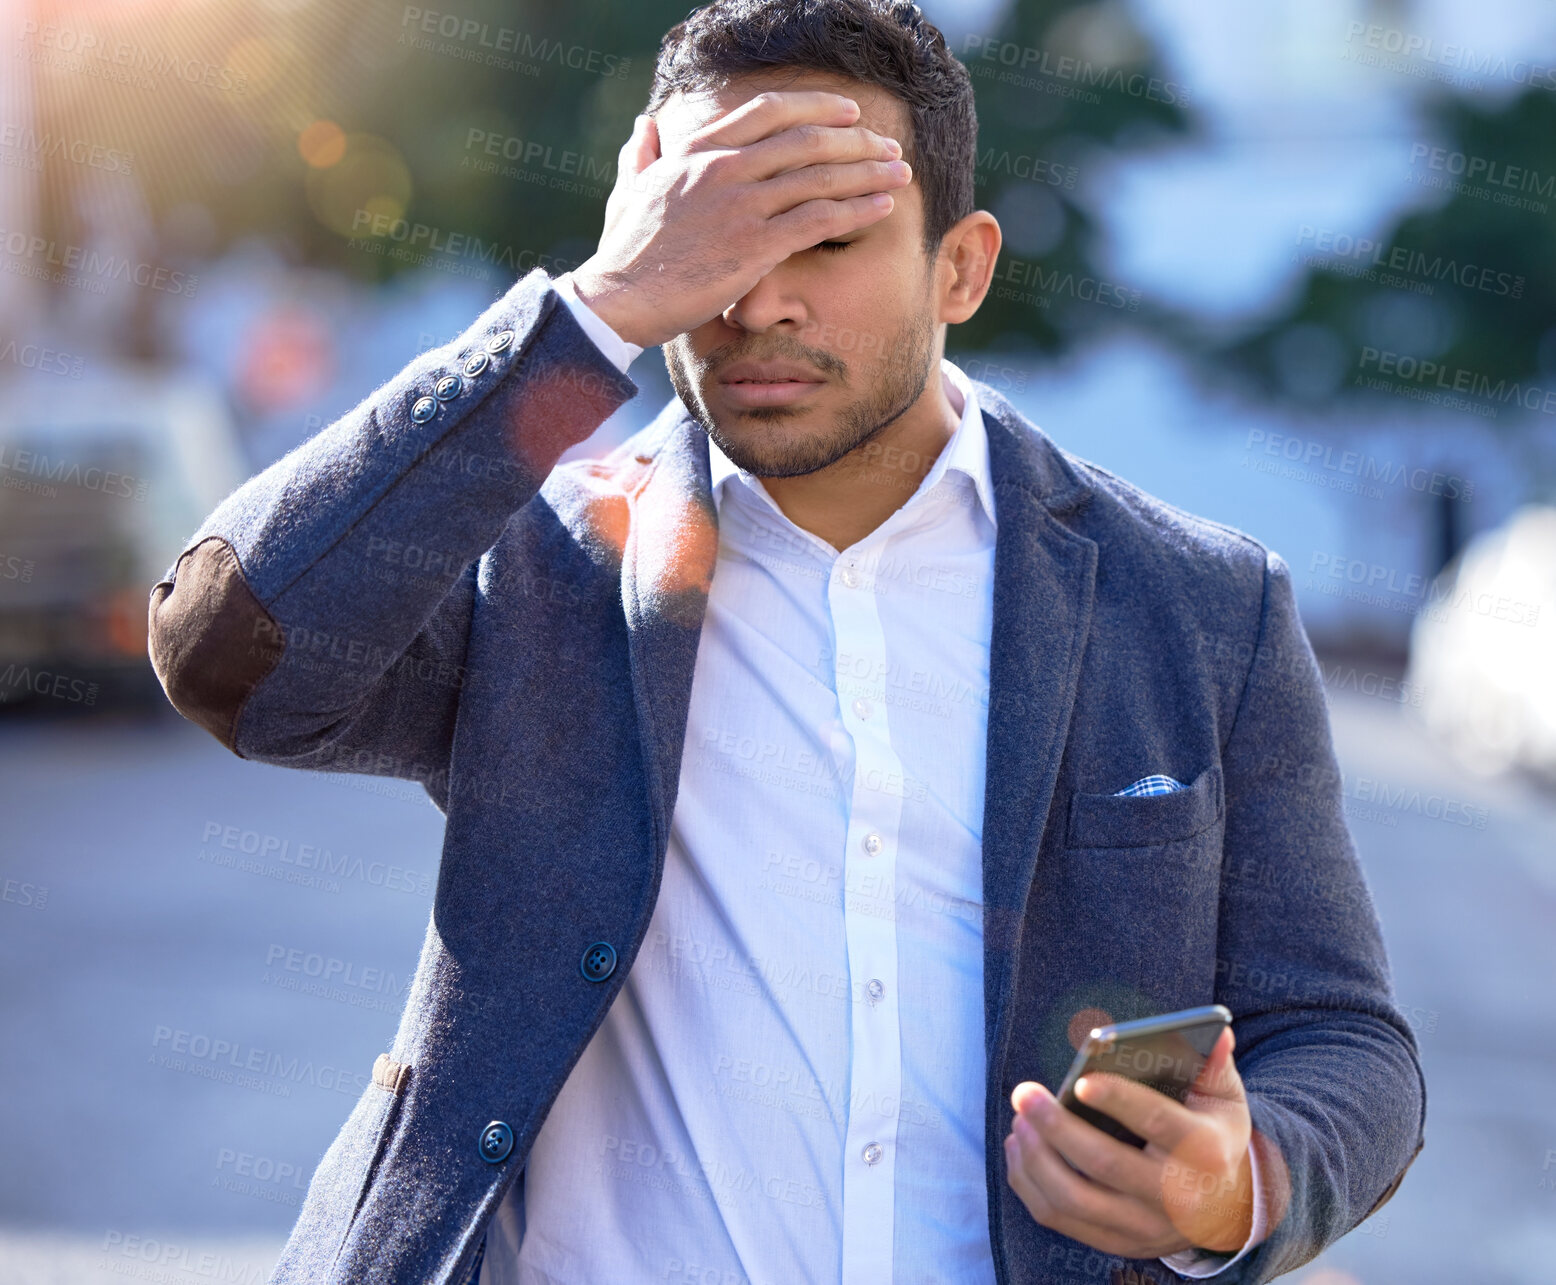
[840,565,860,588]
[866,978,885,1003]
[861,832,883,856]
[851,698,873,720]
[862,1142,883,1165]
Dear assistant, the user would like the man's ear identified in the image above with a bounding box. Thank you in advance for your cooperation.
[936,211,1002,325]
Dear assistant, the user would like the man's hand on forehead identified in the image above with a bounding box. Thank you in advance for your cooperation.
[571,90,912,349]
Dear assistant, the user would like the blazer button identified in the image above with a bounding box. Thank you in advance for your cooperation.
[486,329,515,354]
[410,396,438,424]
[434,374,461,401]
[463,350,489,378]
[579,941,617,982]
[478,1120,514,1164]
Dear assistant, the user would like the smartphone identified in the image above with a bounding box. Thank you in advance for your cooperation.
[1054,1004,1233,1148]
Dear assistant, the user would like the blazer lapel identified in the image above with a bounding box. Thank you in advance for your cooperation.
[620,409,719,858]
[976,388,1099,1073]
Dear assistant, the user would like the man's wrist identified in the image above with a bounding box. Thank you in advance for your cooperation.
[1160,1138,1266,1278]
[1195,1148,1256,1253]
[553,269,646,373]
[569,261,656,350]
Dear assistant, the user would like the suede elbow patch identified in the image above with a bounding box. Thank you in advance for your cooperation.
[148,536,285,750]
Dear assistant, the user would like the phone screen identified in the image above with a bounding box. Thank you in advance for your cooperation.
[1056,1008,1230,1148]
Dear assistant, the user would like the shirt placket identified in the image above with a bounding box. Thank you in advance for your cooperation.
[830,537,904,1285]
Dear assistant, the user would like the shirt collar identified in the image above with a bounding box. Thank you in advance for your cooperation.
[706,357,997,530]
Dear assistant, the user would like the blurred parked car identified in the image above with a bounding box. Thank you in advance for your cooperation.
[1408,504,1556,782]
[0,367,246,710]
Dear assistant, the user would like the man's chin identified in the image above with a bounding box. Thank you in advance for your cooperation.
[718,400,806,419]
[704,419,844,479]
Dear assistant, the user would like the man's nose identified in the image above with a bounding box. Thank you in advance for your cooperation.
[721,268,808,333]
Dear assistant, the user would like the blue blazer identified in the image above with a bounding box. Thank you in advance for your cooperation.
[148,267,1425,1284]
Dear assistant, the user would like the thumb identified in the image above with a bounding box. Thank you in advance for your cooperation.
[1189,1025,1246,1107]
[621,113,660,181]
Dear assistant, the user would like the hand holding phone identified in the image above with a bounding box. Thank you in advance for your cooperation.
[1005,1003,1260,1259]
[1055,1004,1233,1148]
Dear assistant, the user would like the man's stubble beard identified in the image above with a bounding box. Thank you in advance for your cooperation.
[664,302,938,480]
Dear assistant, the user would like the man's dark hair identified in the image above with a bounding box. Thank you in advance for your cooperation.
[647,0,977,258]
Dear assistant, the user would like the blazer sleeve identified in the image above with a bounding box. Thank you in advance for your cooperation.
[147,266,638,808]
[1209,550,1427,1283]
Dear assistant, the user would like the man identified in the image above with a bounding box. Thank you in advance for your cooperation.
[147,2,1425,1282]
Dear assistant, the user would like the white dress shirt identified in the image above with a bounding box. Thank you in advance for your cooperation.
[473,275,1262,1284]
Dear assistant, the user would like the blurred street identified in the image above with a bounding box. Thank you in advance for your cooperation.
[0,674,1551,1284]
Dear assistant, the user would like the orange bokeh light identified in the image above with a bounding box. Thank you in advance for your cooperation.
[1067,1008,1113,1050]
[298,120,347,169]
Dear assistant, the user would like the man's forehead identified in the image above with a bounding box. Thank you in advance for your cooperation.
[655,69,910,149]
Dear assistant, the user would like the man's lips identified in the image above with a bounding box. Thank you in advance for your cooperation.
[716,380,825,408]
[716,361,827,408]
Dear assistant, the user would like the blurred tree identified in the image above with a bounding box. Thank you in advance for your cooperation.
[944,0,1192,357]
[1213,87,1556,429]
[276,0,1194,360]
[22,0,1193,364]
[29,0,1555,446]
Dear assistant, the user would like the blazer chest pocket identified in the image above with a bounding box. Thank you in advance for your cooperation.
[1066,762,1223,850]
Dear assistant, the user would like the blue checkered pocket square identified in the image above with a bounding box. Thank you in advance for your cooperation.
[1113,774,1185,797]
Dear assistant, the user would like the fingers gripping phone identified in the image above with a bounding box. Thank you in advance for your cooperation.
[1055,1004,1233,1149]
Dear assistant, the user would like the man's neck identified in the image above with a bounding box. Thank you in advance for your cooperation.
[757,368,963,553]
